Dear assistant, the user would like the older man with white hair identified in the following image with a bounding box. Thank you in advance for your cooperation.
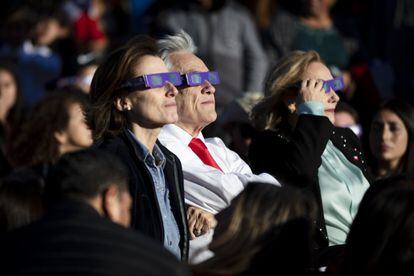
[157,31,279,262]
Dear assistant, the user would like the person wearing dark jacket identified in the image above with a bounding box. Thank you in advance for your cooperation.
[249,51,372,258]
[88,35,189,260]
[0,149,191,276]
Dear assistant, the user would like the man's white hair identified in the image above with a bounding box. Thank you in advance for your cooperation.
[157,30,197,70]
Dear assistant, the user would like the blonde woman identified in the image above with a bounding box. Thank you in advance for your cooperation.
[249,51,372,255]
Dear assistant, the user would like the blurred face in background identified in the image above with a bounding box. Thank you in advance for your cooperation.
[369,109,408,168]
[34,18,61,46]
[0,69,17,123]
[56,102,93,155]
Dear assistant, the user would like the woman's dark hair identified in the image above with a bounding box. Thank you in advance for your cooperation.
[194,182,317,275]
[343,175,414,275]
[88,35,158,141]
[11,88,90,167]
[375,98,414,175]
[0,62,24,127]
[0,168,44,233]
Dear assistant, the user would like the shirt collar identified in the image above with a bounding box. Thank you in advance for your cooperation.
[127,129,166,168]
[161,124,205,145]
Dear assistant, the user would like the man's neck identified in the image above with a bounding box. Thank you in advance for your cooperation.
[175,122,204,138]
[129,124,160,153]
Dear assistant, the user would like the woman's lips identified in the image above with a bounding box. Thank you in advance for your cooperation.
[380,144,391,152]
[325,109,335,113]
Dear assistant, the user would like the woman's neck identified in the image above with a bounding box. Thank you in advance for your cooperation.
[129,124,160,153]
[377,159,401,177]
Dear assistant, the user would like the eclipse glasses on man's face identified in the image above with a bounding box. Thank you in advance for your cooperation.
[291,77,344,93]
[118,71,220,91]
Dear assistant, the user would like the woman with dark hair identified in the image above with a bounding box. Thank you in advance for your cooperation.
[369,98,414,178]
[89,35,189,260]
[249,51,372,256]
[193,182,317,275]
[0,63,24,176]
[339,175,414,275]
[11,88,92,168]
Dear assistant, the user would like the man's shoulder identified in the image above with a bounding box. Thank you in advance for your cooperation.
[1,214,189,276]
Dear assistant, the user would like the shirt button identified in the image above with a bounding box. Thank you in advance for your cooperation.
[169,241,172,246]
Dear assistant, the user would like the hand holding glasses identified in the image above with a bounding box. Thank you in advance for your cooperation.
[291,77,344,93]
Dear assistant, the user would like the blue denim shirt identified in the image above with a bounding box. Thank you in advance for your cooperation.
[127,130,181,258]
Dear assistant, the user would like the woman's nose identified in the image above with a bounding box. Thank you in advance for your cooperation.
[165,81,178,97]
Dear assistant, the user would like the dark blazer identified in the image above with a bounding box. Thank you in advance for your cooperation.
[0,200,191,276]
[249,115,373,252]
[97,130,189,261]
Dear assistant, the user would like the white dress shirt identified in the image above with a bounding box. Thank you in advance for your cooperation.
[159,124,280,214]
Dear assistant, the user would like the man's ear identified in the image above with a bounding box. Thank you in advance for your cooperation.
[102,185,121,222]
[281,90,297,114]
[114,96,131,112]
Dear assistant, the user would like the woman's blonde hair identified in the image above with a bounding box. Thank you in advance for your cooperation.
[251,50,322,130]
[193,182,316,275]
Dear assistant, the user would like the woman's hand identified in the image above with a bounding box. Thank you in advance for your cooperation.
[296,79,329,106]
[187,206,217,239]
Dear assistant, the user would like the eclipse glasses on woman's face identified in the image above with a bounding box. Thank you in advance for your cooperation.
[118,71,220,91]
[291,77,344,93]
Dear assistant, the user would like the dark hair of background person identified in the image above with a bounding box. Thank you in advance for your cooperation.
[0,62,24,131]
[1,2,64,48]
[45,148,129,206]
[0,168,44,234]
[342,175,414,275]
[10,88,90,167]
[88,35,158,141]
[369,98,414,176]
[0,62,24,177]
[193,182,317,275]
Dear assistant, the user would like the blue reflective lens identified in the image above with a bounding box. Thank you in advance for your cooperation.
[148,75,163,87]
[182,71,220,87]
[190,74,202,85]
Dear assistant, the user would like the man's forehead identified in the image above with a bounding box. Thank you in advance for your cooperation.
[170,52,209,73]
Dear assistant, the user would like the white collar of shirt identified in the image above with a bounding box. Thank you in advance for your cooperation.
[161,124,205,145]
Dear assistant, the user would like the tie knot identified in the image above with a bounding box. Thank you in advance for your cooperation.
[189,138,207,150]
[188,137,223,171]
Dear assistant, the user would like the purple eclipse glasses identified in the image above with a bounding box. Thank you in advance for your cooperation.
[183,71,220,87]
[118,71,220,91]
[118,72,182,90]
[291,77,344,93]
[323,77,344,92]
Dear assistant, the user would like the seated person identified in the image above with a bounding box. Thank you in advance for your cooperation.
[0,149,190,276]
[193,182,317,275]
[157,31,279,262]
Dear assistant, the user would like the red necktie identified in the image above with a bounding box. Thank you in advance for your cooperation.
[188,138,223,171]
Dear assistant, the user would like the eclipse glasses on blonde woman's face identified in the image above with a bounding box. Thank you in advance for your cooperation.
[291,77,344,93]
[118,71,220,91]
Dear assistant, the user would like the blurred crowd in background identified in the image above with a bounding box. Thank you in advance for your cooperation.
[1,0,414,275]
